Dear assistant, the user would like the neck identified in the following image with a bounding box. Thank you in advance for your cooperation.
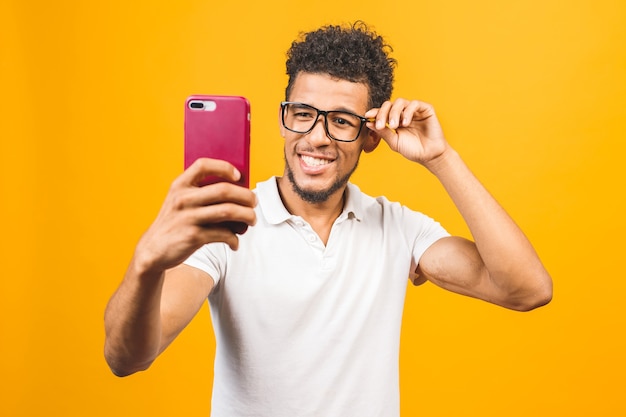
[276,176,346,244]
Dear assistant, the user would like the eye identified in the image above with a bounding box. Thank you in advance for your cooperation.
[294,110,314,118]
[330,113,358,128]
[289,104,316,119]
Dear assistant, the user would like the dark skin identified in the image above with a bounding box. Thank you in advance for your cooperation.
[104,72,552,377]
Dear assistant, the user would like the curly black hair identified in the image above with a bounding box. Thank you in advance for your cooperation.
[285,21,397,109]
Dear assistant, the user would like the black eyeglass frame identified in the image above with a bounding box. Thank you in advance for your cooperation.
[280,101,374,142]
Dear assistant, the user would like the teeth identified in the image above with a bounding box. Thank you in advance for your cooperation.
[301,155,330,167]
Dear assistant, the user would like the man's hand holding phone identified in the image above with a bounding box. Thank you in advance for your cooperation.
[133,158,257,275]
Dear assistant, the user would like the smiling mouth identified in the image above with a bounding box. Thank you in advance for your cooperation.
[301,155,332,167]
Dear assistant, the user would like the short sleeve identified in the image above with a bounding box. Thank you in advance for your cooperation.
[397,204,450,284]
[183,242,229,287]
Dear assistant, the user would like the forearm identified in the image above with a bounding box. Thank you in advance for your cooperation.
[104,256,165,376]
[426,147,552,308]
[102,158,256,375]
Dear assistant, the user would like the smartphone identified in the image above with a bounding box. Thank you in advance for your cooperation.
[184,95,251,234]
[184,95,250,187]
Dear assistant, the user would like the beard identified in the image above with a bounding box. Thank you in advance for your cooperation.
[284,154,360,204]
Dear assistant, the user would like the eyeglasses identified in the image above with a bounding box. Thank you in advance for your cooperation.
[280,101,374,142]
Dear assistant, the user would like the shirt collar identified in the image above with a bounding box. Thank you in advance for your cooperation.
[341,182,363,222]
[256,177,364,225]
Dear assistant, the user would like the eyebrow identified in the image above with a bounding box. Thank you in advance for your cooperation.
[331,107,374,122]
[300,102,367,117]
[327,105,362,115]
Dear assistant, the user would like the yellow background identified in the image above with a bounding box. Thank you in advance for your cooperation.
[1,0,624,415]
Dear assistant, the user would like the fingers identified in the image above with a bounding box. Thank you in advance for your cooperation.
[169,176,257,237]
[170,181,257,212]
[163,158,257,250]
[185,198,256,251]
[176,158,242,188]
[364,98,448,164]
[366,99,435,130]
[192,224,245,251]
[133,158,258,272]
[169,157,257,225]
[189,201,257,229]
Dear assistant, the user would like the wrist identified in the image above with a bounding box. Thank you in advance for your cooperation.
[129,245,167,284]
[423,146,460,176]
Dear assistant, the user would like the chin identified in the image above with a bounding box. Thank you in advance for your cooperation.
[287,167,350,204]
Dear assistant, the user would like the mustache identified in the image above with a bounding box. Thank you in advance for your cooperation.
[294,145,337,159]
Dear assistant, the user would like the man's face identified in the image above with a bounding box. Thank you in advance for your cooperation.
[279,72,377,204]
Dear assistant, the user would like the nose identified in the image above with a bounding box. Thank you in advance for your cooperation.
[307,116,332,147]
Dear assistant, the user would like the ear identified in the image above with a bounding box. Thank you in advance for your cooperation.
[362,129,382,153]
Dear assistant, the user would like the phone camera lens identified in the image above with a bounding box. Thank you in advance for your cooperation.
[189,101,204,109]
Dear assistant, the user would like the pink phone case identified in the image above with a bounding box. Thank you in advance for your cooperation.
[184,95,250,187]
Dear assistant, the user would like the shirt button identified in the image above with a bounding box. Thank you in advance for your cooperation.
[307,235,316,242]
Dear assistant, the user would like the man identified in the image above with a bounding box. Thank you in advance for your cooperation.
[104,22,552,416]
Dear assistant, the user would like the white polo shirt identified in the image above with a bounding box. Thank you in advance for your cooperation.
[184,177,449,417]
